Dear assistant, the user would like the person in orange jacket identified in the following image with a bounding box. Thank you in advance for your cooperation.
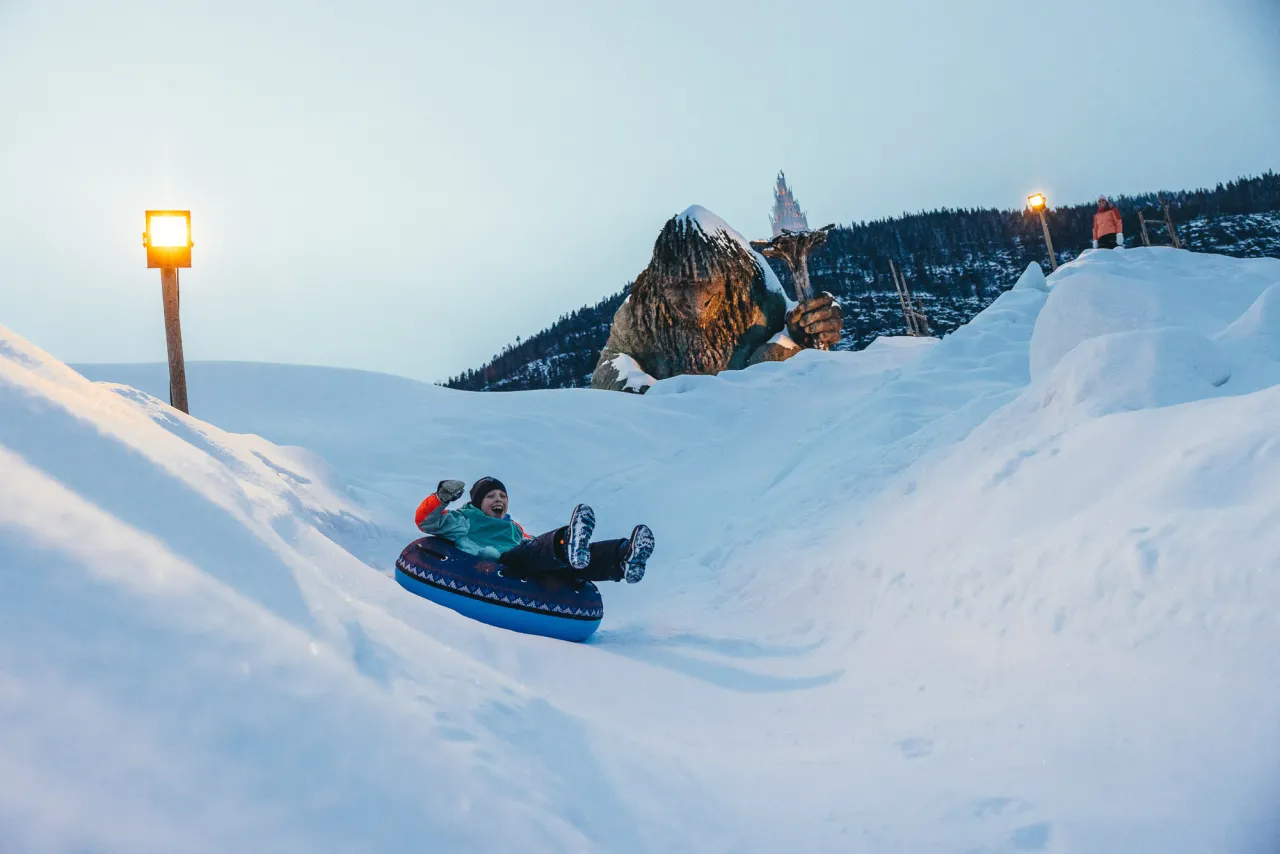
[1093,196,1124,250]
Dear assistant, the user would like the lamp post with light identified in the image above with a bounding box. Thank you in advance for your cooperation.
[1026,193,1057,272]
[142,210,193,414]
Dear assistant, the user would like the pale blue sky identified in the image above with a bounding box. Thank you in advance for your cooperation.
[1,0,1276,382]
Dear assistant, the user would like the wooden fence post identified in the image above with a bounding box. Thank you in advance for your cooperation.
[1161,196,1182,249]
[914,297,931,335]
[889,259,917,336]
[888,259,931,336]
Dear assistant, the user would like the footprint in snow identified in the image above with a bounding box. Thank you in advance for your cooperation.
[897,737,933,758]
[961,798,1054,853]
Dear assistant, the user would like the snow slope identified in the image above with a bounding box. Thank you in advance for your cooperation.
[5,247,1280,852]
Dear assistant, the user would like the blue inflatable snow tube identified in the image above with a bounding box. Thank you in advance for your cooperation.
[395,536,603,642]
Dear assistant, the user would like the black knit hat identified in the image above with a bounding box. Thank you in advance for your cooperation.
[469,476,508,507]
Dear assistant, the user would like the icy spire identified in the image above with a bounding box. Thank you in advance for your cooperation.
[770,171,810,237]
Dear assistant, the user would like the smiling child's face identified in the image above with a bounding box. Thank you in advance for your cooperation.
[480,489,508,518]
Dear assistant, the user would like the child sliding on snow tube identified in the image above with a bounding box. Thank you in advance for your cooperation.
[414,476,654,584]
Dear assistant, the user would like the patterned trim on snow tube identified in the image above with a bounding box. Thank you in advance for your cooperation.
[395,536,603,642]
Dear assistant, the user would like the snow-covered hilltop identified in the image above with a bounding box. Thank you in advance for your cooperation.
[7,247,1280,852]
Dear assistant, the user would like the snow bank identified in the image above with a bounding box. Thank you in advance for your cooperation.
[10,247,1280,852]
[1030,248,1273,380]
[1038,326,1231,417]
[1219,281,1280,361]
[1012,260,1047,292]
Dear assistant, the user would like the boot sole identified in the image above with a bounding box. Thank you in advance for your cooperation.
[567,505,596,571]
[622,524,654,583]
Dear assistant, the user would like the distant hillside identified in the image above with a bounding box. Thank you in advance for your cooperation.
[446,172,1280,391]
[446,290,630,392]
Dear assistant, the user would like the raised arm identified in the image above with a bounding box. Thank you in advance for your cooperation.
[415,479,470,539]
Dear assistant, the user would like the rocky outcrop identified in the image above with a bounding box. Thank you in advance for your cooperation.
[590,206,842,393]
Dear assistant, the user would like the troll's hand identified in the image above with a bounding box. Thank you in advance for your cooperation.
[786,292,842,350]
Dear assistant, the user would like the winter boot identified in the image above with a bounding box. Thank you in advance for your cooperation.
[618,524,654,584]
[566,504,596,571]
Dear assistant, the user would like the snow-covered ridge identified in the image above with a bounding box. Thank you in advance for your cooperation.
[8,247,1280,852]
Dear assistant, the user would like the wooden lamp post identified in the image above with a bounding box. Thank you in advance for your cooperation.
[1027,193,1057,272]
[143,210,193,414]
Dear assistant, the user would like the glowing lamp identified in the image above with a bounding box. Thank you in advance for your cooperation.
[1027,193,1047,212]
[141,208,194,414]
[143,210,192,268]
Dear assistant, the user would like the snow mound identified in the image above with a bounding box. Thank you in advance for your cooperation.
[1030,248,1275,381]
[1218,281,1280,360]
[1037,326,1230,417]
[1012,260,1047,292]
[677,204,792,306]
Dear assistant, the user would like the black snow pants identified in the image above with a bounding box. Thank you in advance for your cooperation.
[499,527,626,582]
[1096,232,1118,249]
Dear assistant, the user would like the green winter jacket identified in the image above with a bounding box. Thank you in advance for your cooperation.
[415,494,527,559]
